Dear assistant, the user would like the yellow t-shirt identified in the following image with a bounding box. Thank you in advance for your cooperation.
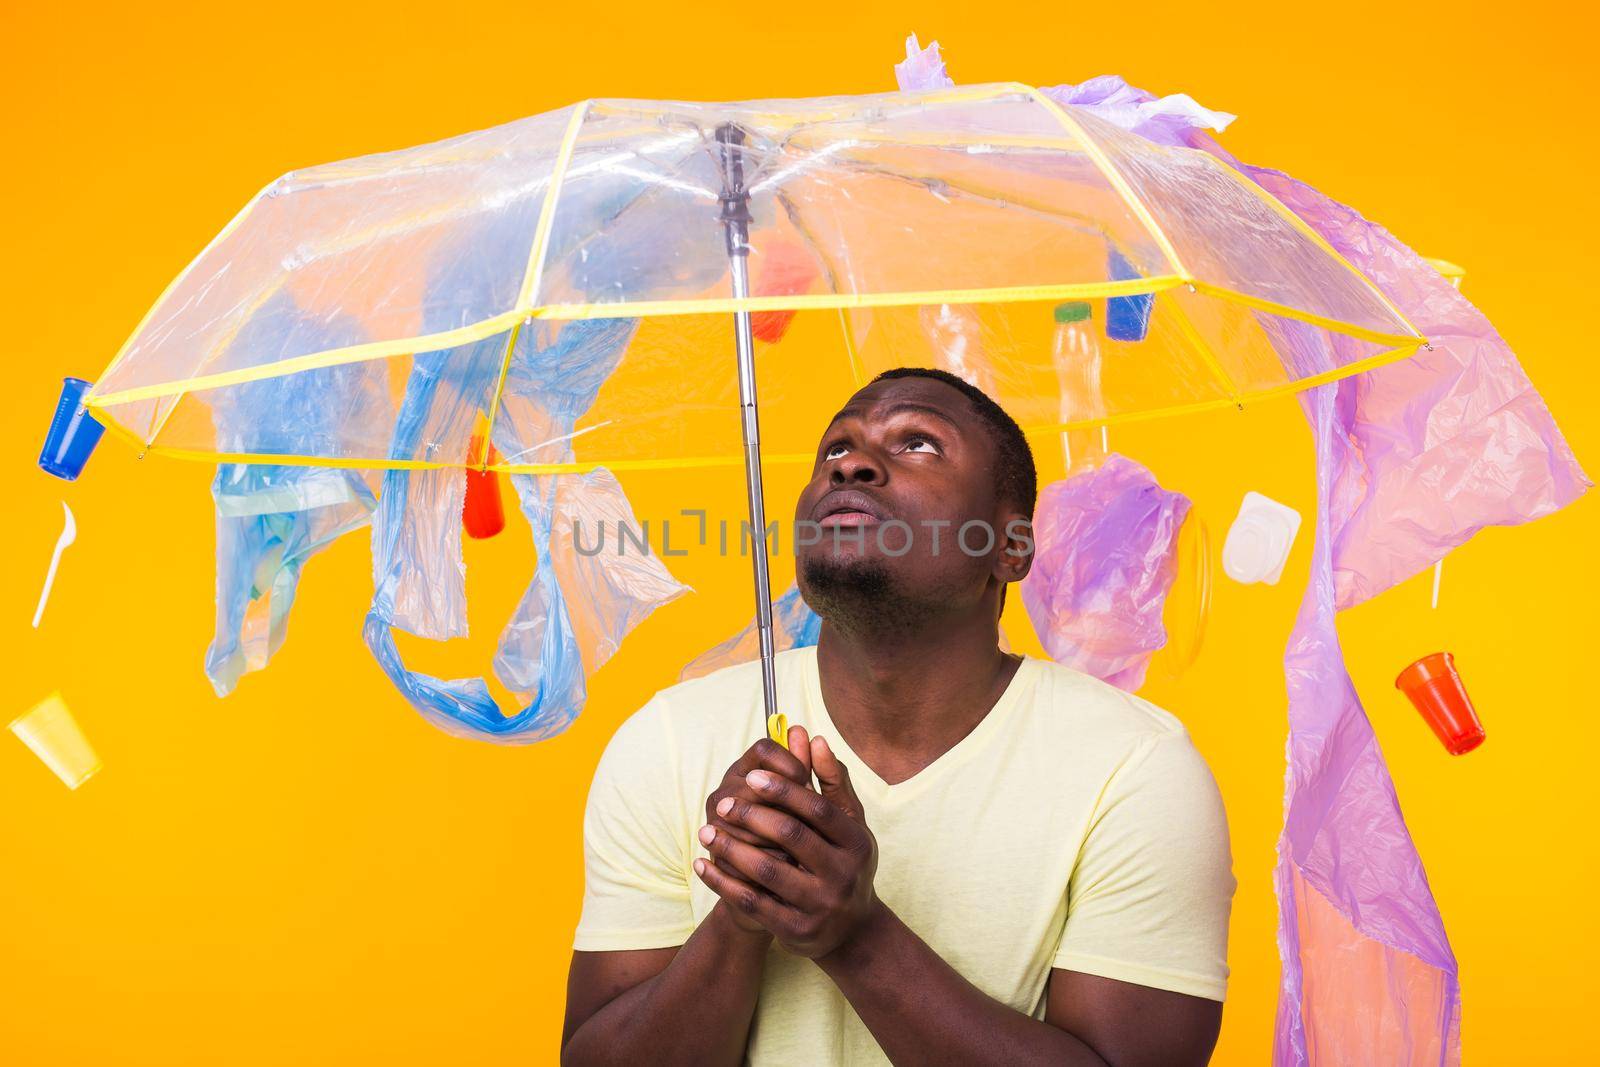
[573,646,1235,1064]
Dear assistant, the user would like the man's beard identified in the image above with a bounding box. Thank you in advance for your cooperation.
[798,553,938,640]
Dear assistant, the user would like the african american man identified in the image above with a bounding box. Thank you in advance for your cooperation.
[560,367,1235,1066]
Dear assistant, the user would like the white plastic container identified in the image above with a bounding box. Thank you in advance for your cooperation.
[1222,491,1302,586]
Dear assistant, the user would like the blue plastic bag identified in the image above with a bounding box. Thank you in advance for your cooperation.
[206,292,387,695]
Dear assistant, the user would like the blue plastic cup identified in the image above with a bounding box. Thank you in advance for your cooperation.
[39,377,106,481]
[1106,247,1154,343]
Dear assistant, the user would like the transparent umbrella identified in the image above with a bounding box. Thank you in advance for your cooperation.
[82,81,1427,737]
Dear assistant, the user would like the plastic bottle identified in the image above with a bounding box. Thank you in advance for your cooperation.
[1051,302,1106,473]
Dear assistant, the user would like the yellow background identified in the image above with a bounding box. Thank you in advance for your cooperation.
[3,3,1594,1063]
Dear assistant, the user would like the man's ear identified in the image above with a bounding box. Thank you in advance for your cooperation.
[995,513,1034,584]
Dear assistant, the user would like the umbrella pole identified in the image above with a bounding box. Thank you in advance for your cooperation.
[716,123,782,734]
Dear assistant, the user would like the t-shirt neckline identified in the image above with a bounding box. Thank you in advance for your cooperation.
[799,645,1042,805]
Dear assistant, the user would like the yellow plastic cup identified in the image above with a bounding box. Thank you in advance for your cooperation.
[10,692,102,790]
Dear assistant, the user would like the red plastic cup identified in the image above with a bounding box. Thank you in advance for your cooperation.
[750,239,819,345]
[463,435,506,539]
[1395,652,1485,755]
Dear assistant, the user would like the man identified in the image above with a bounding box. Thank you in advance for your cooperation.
[561,368,1235,1065]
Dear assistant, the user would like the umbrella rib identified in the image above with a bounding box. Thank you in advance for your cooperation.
[1160,290,1244,408]
[515,103,593,309]
[481,102,592,467]
[87,339,1424,473]
[1016,84,1193,283]
[776,143,1225,405]
[1018,84,1258,407]
[1207,158,1425,339]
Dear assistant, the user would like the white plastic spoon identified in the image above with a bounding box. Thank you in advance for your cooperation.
[32,501,76,629]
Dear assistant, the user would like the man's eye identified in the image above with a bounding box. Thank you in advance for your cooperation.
[902,436,940,454]
[823,442,850,461]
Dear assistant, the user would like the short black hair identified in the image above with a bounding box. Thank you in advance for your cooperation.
[869,367,1037,516]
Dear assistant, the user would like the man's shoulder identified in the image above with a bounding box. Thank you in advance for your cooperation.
[607,646,814,756]
[1023,655,1192,747]
[1021,658,1222,815]
[652,646,813,715]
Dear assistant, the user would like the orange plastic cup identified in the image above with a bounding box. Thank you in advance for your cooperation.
[1395,652,1485,755]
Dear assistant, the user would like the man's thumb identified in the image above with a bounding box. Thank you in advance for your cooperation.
[811,735,865,822]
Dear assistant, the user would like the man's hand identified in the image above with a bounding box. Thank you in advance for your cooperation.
[694,736,879,959]
[703,727,816,934]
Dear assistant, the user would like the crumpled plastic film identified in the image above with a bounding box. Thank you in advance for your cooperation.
[1040,75,1235,145]
[1019,455,1190,691]
[365,314,690,743]
[894,37,1235,144]
[1238,166,1591,607]
[1277,384,1464,1064]
[206,293,387,695]
[893,34,952,93]
[1208,117,1587,1067]
[681,584,821,682]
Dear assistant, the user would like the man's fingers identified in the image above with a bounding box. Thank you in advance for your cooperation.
[716,793,833,872]
[787,724,814,783]
[701,823,818,907]
[710,777,790,851]
[811,735,867,824]
[732,737,810,785]
[741,768,861,849]
[709,736,822,850]
[713,734,815,837]
[693,856,804,933]
[707,817,769,849]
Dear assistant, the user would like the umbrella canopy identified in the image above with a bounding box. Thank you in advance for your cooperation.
[79,80,1435,744]
[84,81,1427,475]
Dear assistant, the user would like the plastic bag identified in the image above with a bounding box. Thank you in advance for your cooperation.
[1019,455,1190,691]
[365,316,690,743]
[206,292,387,695]
[1186,82,1586,1067]
[1275,385,1464,1063]
[681,583,821,682]
[895,37,1235,146]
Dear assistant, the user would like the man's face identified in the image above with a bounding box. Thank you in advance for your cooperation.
[793,376,1031,628]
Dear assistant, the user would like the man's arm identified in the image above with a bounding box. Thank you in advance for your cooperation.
[560,903,770,1067]
[697,736,1226,1066]
[562,732,818,1065]
[813,900,1220,1066]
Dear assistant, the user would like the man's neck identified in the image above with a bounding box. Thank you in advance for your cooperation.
[814,612,1022,787]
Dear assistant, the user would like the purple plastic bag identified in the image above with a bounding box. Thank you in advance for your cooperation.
[1204,123,1587,1067]
[894,41,1589,1062]
[1020,455,1191,691]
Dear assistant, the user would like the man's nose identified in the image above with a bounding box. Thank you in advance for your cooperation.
[829,447,884,485]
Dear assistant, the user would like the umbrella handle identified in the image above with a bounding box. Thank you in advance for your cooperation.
[767,712,790,750]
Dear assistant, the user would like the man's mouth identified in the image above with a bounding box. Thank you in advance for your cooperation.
[819,510,876,528]
[812,489,887,528]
